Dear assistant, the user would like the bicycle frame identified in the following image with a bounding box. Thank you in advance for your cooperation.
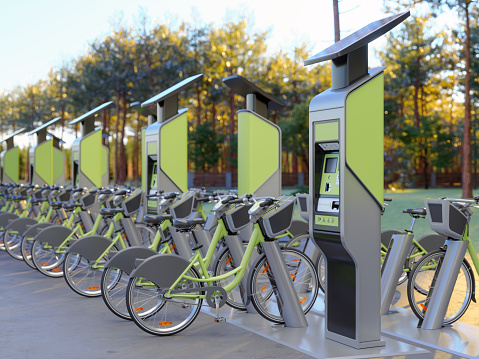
[164,223,265,300]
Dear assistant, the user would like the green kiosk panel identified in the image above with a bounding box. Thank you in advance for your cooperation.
[69,102,112,188]
[0,128,26,184]
[306,11,409,349]
[27,117,65,186]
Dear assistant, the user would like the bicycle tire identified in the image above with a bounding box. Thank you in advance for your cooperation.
[4,228,24,260]
[403,234,445,282]
[213,247,246,310]
[284,234,325,293]
[249,247,319,324]
[407,249,474,325]
[31,239,67,277]
[134,223,156,247]
[126,266,203,336]
[63,243,119,297]
[21,234,36,269]
[101,267,131,319]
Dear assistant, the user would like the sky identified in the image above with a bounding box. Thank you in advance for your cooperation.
[0,0,389,146]
[0,0,388,93]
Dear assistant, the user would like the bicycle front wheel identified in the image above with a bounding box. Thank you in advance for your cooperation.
[249,248,319,324]
[407,249,473,325]
[31,239,66,277]
[63,245,118,297]
[4,229,24,260]
[126,267,203,336]
[284,234,325,293]
[101,267,130,319]
[213,247,246,310]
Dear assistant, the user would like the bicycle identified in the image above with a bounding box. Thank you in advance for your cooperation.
[407,197,479,325]
[124,195,318,336]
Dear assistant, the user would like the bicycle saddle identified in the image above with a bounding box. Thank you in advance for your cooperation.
[99,208,124,216]
[172,218,206,229]
[402,208,427,216]
[62,203,83,211]
[144,214,173,225]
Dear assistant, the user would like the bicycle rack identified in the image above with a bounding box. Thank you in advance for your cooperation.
[261,240,308,328]
[224,234,257,313]
[380,232,414,314]
[420,239,468,329]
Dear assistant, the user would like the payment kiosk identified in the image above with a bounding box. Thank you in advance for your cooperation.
[69,102,112,188]
[305,12,409,349]
[0,128,25,184]
[27,117,65,185]
[141,74,203,214]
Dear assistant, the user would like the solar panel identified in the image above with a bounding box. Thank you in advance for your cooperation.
[27,117,61,135]
[223,75,284,110]
[69,101,114,125]
[0,128,26,143]
[304,11,410,66]
[142,74,203,107]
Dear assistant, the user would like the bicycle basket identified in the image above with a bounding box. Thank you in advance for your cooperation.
[424,199,468,239]
[121,188,143,216]
[224,202,253,233]
[261,196,295,238]
[79,191,96,210]
[169,191,195,219]
[295,193,310,221]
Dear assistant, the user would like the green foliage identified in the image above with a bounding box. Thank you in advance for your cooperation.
[281,102,309,167]
[189,122,226,172]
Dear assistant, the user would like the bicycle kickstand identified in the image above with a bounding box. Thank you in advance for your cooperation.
[214,295,226,323]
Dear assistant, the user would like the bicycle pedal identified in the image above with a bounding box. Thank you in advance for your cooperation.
[214,317,226,323]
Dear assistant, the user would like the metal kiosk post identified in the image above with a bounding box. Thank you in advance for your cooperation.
[0,128,26,184]
[27,117,66,186]
[140,74,203,214]
[140,74,204,259]
[69,102,112,188]
[222,75,307,326]
[305,12,409,349]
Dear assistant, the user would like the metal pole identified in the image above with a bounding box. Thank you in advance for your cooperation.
[380,233,414,314]
[261,241,308,328]
[421,239,469,330]
[224,235,257,313]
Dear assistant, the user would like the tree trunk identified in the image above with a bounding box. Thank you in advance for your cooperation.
[133,113,140,184]
[228,89,235,173]
[462,2,473,198]
[333,0,340,42]
[119,92,128,185]
[114,86,120,184]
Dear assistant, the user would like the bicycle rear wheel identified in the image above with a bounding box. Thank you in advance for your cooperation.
[126,267,203,336]
[249,248,319,324]
[407,249,473,325]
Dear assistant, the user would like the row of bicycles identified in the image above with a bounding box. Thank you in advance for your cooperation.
[0,183,319,335]
[1,183,477,335]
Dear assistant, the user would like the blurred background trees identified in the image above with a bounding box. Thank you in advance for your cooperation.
[0,2,478,191]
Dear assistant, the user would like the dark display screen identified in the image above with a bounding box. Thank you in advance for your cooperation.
[325,158,338,173]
